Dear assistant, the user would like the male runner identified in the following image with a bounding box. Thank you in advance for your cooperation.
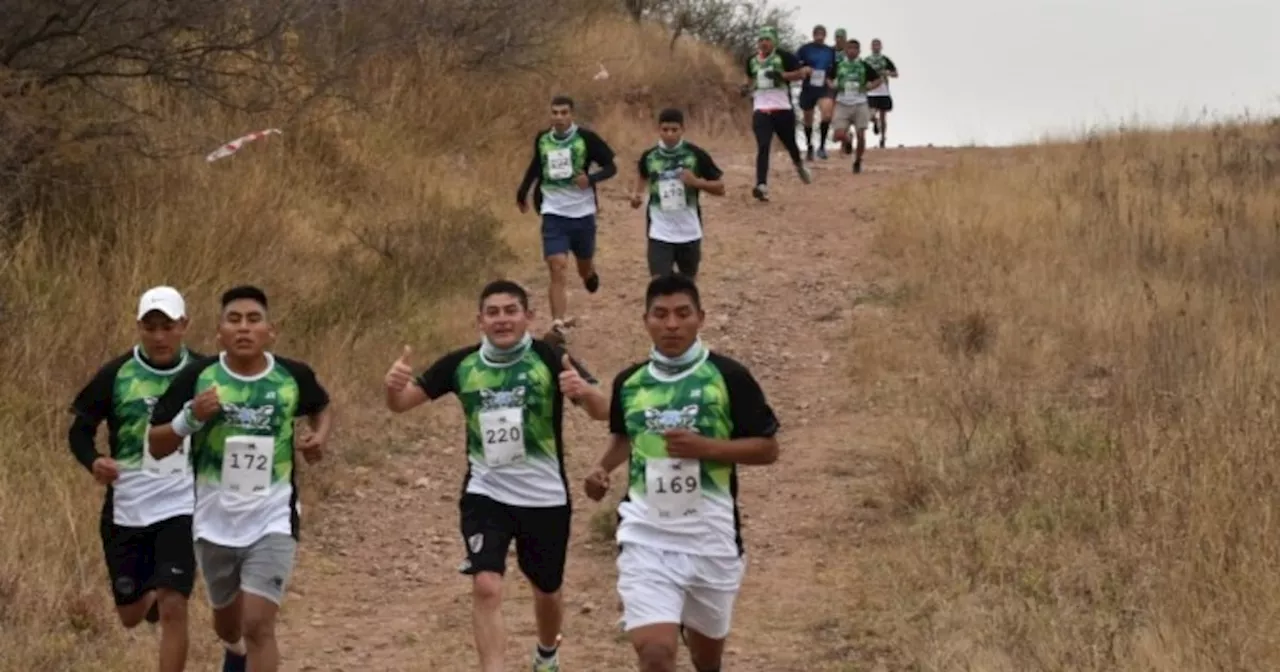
[830,39,883,174]
[516,95,618,343]
[795,24,839,161]
[584,274,781,672]
[833,28,849,59]
[68,285,202,672]
[383,279,609,672]
[148,285,332,672]
[742,25,811,203]
[863,39,899,148]
[630,108,726,281]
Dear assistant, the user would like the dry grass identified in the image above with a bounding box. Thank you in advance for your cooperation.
[0,13,743,671]
[841,121,1280,670]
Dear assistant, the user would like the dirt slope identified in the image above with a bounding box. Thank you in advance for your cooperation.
[277,144,953,671]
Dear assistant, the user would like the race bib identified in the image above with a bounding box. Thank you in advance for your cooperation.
[480,406,525,467]
[221,435,273,497]
[142,432,192,479]
[644,457,702,520]
[657,177,687,212]
[809,69,826,87]
[755,68,772,89]
[546,148,573,181]
[844,79,861,95]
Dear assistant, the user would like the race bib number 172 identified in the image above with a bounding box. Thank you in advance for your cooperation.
[222,436,273,496]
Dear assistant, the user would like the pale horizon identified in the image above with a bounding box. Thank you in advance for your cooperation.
[789,0,1280,147]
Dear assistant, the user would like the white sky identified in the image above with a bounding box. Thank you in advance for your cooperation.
[789,0,1280,146]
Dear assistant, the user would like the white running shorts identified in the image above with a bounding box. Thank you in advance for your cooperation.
[615,542,746,639]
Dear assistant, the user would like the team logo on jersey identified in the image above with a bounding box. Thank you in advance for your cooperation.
[479,386,525,411]
[222,403,275,431]
[644,405,700,433]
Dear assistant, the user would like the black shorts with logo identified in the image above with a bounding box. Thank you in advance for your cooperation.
[458,493,572,594]
[100,514,196,606]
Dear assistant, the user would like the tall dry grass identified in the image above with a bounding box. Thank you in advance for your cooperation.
[844,121,1280,670]
[0,14,743,670]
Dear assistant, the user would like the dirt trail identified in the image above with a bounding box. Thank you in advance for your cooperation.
[278,144,951,671]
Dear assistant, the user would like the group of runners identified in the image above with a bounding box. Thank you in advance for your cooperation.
[65,24,917,672]
[747,24,899,194]
[72,276,777,672]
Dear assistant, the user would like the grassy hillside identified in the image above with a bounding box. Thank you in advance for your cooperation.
[0,12,745,670]
[849,121,1280,670]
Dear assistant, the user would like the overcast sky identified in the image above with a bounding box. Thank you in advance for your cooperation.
[789,0,1280,146]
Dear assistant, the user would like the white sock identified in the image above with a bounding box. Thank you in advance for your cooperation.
[223,638,247,655]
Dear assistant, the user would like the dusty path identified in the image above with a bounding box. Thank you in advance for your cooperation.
[277,144,951,671]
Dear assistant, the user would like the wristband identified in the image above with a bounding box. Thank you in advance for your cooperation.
[172,404,205,438]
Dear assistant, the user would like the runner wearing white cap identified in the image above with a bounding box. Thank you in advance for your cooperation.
[67,285,203,672]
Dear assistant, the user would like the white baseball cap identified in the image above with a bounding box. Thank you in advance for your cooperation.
[136,286,187,321]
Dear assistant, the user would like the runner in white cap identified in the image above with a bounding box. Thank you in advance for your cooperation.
[67,285,203,672]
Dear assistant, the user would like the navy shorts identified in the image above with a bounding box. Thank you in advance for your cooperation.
[541,213,597,259]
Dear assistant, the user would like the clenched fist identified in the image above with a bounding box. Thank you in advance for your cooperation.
[192,385,222,422]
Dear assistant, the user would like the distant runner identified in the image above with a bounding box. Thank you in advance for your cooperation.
[585,274,782,672]
[830,39,883,174]
[516,95,618,345]
[796,24,838,161]
[68,286,202,672]
[833,28,849,59]
[383,280,609,672]
[863,39,899,148]
[148,285,333,672]
[742,25,812,203]
[630,108,726,281]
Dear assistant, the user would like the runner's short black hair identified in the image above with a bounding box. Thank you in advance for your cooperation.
[220,285,268,311]
[479,280,530,311]
[645,274,701,312]
[813,24,826,32]
[658,108,684,126]
[850,39,861,47]
[550,95,575,110]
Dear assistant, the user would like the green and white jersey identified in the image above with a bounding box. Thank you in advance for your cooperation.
[834,58,881,106]
[520,126,616,219]
[151,352,330,547]
[636,141,724,244]
[69,346,202,527]
[609,350,779,558]
[744,48,800,112]
[417,339,597,508]
[862,53,896,96]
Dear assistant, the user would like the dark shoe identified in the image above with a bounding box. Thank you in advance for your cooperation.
[853,159,862,174]
[752,184,769,202]
[583,272,600,294]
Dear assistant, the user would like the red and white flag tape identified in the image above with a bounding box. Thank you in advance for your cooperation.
[205,128,283,163]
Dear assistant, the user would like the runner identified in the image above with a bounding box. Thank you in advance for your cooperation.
[833,28,849,59]
[382,279,610,672]
[832,29,853,154]
[863,38,899,148]
[584,274,782,672]
[516,95,618,345]
[742,25,812,203]
[830,39,883,174]
[148,285,332,672]
[68,286,202,672]
[795,24,839,161]
[630,108,726,282]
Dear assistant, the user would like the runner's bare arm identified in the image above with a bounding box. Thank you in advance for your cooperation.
[597,434,632,473]
[303,404,333,443]
[385,382,428,413]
